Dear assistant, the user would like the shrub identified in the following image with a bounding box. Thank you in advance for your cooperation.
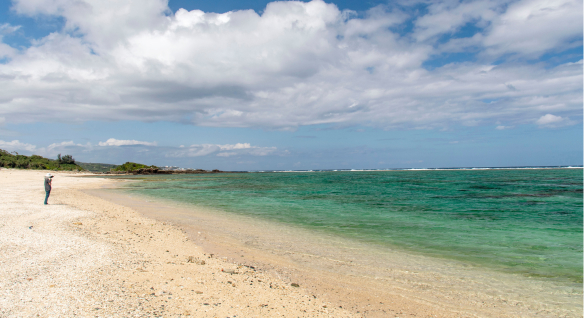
[57,154,76,165]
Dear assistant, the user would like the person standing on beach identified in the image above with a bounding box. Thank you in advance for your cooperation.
[44,173,53,205]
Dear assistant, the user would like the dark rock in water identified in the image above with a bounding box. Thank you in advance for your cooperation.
[132,167,160,175]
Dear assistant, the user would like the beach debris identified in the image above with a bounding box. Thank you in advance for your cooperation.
[291,283,300,288]
[222,269,238,274]
[73,222,82,225]
[187,256,205,265]
[195,291,203,294]
[28,226,33,229]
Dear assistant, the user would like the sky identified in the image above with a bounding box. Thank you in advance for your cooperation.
[0,0,582,170]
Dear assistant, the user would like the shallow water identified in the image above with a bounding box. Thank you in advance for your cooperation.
[112,169,582,284]
[90,168,582,317]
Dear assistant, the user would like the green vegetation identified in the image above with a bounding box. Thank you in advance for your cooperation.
[77,162,119,173]
[112,162,158,172]
[0,149,85,171]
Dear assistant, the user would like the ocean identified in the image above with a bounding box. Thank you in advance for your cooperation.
[110,168,583,285]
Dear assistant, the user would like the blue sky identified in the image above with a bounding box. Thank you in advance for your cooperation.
[0,0,582,170]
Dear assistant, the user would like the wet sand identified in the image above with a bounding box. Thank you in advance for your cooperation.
[1,169,581,317]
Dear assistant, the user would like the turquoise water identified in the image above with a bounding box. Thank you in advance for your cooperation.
[115,169,583,283]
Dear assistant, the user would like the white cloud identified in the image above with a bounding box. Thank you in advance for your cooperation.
[169,144,220,157]
[0,139,91,157]
[0,138,278,163]
[0,23,19,59]
[0,0,580,131]
[483,0,583,58]
[0,139,37,152]
[98,138,157,146]
[167,143,276,157]
[219,143,251,150]
[0,23,20,35]
[536,114,572,128]
[414,0,499,43]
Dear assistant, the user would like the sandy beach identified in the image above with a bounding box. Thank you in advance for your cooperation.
[0,169,356,317]
[1,169,581,317]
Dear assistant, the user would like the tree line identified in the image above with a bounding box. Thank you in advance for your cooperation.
[0,149,84,171]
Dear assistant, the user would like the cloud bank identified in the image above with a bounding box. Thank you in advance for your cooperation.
[0,0,581,130]
[166,143,277,158]
[0,138,276,160]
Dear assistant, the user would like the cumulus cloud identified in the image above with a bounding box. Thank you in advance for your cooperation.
[536,114,572,128]
[0,0,580,131]
[98,138,157,146]
[0,139,37,152]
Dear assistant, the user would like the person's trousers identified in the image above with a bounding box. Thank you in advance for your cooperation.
[44,190,50,204]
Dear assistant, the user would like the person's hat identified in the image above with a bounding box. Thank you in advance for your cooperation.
[45,173,53,178]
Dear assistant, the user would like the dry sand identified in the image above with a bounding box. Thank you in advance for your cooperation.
[0,169,353,317]
[1,169,581,318]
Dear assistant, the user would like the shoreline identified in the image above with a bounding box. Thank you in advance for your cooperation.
[87,175,582,317]
[1,170,352,317]
[2,169,581,317]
